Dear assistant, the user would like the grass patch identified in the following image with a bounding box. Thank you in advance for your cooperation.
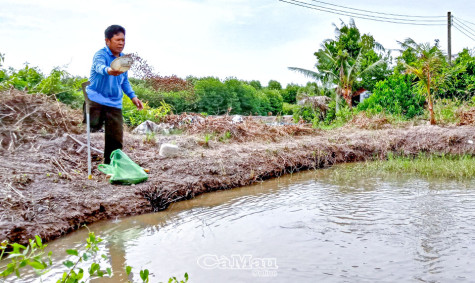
[361,153,475,179]
[322,153,475,189]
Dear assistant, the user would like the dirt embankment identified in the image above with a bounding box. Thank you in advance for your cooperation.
[1,90,474,245]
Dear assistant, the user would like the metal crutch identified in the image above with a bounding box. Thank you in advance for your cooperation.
[81,81,92,180]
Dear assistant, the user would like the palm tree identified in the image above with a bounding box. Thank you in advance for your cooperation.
[289,19,385,111]
[291,43,383,109]
[404,40,446,125]
[339,49,385,108]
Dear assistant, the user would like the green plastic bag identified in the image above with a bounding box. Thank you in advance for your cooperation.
[98,149,148,185]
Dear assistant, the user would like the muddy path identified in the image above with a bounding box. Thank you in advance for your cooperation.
[1,124,474,245]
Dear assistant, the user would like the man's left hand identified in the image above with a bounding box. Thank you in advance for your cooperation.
[132,97,144,110]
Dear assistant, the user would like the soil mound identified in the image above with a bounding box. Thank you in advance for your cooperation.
[162,113,316,142]
[0,90,83,151]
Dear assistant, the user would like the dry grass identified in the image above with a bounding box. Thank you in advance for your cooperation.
[0,89,83,151]
[345,112,391,130]
[458,107,475,126]
[0,90,85,204]
[162,113,317,142]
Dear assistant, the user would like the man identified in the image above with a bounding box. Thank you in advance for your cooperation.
[85,24,143,164]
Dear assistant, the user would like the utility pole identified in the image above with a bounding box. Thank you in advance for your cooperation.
[448,11,452,64]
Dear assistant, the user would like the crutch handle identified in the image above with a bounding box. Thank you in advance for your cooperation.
[81,81,91,113]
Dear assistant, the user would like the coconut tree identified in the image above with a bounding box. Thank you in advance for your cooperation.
[339,49,385,108]
[289,43,346,112]
[292,42,384,109]
[403,40,446,125]
[289,19,386,111]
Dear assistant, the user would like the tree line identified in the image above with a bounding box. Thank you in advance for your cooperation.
[1,19,474,126]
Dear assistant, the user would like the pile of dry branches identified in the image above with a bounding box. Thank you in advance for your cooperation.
[162,113,316,142]
[345,112,390,130]
[458,107,475,126]
[0,89,83,151]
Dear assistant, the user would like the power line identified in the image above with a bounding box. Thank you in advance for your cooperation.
[309,0,445,19]
[453,17,475,36]
[289,0,445,23]
[279,0,446,26]
[456,17,475,27]
[452,24,475,42]
[453,21,475,39]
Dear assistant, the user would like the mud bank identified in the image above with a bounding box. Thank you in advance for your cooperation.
[1,124,474,245]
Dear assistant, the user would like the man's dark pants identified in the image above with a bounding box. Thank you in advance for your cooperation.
[83,100,123,164]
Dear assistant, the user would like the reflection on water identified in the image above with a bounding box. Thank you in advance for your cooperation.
[9,166,475,282]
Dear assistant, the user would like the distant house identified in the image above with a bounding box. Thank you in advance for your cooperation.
[359,90,372,104]
[351,88,371,106]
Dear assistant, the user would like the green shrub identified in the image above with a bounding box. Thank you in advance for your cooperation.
[0,70,6,84]
[261,89,283,115]
[267,80,282,90]
[311,105,357,130]
[1,65,44,91]
[357,73,425,119]
[249,80,262,90]
[439,49,475,101]
[56,91,84,109]
[225,78,260,115]
[292,105,317,123]
[32,68,66,95]
[428,98,474,125]
[131,78,197,114]
[282,103,299,115]
[161,90,196,113]
[323,98,349,124]
[195,77,239,115]
[331,106,357,127]
[122,97,171,126]
[0,65,87,108]
[281,84,301,104]
[256,91,272,115]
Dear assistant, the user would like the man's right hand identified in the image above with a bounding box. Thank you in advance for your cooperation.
[107,67,124,76]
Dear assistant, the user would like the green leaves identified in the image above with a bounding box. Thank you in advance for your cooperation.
[140,268,150,282]
[35,235,43,248]
[0,235,51,280]
[126,265,132,276]
[0,232,186,283]
[403,40,447,124]
[167,272,189,283]
[66,249,79,256]
[63,260,74,269]
[58,232,109,282]
[27,259,46,269]
[122,96,171,127]
[88,262,101,276]
[357,73,425,118]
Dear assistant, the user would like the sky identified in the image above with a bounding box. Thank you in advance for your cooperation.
[1,0,475,87]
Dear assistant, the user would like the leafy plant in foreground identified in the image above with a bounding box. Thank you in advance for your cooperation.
[0,232,189,283]
[0,235,52,279]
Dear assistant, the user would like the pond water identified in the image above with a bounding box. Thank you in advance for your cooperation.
[10,165,475,282]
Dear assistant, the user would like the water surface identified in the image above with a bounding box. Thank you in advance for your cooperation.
[12,166,475,282]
